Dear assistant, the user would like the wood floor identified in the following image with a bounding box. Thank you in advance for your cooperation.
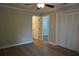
[0,41,79,56]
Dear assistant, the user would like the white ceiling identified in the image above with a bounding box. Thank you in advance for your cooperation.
[0,3,76,15]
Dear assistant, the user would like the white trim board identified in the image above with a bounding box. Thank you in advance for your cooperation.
[0,5,38,15]
[48,42,57,45]
[0,41,32,49]
[56,9,79,14]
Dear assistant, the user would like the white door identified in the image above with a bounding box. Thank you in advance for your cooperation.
[56,11,79,52]
[56,14,67,47]
[72,11,79,52]
[56,13,75,49]
[56,14,61,45]
[32,16,40,40]
[64,13,73,50]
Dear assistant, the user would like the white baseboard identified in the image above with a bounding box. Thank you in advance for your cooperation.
[48,42,57,45]
[0,41,32,49]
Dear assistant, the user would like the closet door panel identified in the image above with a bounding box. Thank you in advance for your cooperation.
[56,14,61,45]
[57,14,67,47]
[64,13,73,50]
[72,12,79,52]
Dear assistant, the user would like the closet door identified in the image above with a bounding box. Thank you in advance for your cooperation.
[56,14,67,47]
[56,13,73,49]
[64,13,73,50]
[72,12,79,52]
[56,11,79,52]
[60,14,67,47]
[56,14,61,46]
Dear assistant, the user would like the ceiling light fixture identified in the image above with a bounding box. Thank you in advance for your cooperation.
[37,4,45,8]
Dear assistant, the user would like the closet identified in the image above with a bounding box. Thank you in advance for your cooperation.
[56,11,79,52]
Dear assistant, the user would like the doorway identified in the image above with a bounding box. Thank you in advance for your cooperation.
[42,15,49,41]
[32,15,49,47]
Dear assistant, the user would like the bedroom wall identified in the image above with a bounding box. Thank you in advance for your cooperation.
[0,6,32,48]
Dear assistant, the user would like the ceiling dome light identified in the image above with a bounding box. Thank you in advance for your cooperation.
[37,4,45,8]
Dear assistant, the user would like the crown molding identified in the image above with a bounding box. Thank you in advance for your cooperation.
[0,4,40,15]
[0,4,77,16]
[40,4,78,15]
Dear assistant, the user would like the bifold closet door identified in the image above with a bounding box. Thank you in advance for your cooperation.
[72,12,79,52]
[64,13,73,50]
[57,14,67,47]
[56,13,74,49]
[56,12,79,52]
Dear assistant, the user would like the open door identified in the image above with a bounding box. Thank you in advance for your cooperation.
[32,16,42,47]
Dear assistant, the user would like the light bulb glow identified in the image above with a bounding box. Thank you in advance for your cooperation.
[37,4,45,8]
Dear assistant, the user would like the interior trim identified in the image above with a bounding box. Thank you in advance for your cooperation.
[48,42,57,45]
[0,41,32,49]
[0,5,38,15]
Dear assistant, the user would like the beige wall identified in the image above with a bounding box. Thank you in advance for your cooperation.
[0,6,32,48]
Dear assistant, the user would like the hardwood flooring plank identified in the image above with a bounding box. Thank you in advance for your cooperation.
[0,42,79,56]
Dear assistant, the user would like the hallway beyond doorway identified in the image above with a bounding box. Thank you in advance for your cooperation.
[42,15,49,41]
[43,35,48,41]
